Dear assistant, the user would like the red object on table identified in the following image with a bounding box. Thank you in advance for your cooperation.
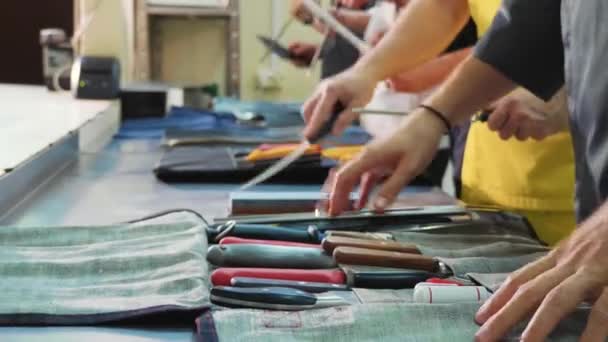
[211,268,346,286]
[219,236,321,248]
[426,277,463,286]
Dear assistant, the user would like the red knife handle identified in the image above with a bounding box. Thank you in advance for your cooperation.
[211,268,346,286]
[219,237,321,249]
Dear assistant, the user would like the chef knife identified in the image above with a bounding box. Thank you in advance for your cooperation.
[211,267,435,289]
[333,246,437,272]
[322,235,421,254]
[230,277,350,293]
[239,102,345,190]
[207,244,337,269]
[210,286,350,310]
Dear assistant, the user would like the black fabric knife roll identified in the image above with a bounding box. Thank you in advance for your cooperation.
[154,145,335,183]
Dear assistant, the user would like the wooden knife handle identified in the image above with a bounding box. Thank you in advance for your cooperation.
[322,236,421,254]
[333,247,436,272]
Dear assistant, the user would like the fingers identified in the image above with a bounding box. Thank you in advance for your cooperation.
[332,108,358,135]
[356,171,381,210]
[486,101,509,132]
[328,148,382,216]
[476,255,556,324]
[318,168,338,212]
[580,288,608,342]
[303,85,340,140]
[302,90,321,122]
[520,271,594,341]
[372,157,415,212]
[475,264,573,342]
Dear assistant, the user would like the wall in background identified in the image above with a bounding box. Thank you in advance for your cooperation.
[81,0,327,101]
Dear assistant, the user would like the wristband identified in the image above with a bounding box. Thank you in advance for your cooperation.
[418,105,452,132]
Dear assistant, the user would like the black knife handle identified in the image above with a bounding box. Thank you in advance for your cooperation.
[211,286,317,306]
[231,277,350,293]
[352,270,434,289]
[308,101,346,143]
[229,224,318,243]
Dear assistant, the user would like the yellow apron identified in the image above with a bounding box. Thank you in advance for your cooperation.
[463,0,576,245]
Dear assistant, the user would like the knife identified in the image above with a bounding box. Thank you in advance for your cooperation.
[210,286,350,310]
[324,231,393,241]
[209,221,321,243]
[219,236,321,249]
[322,236,421,254]
[207,244,337,269]
[211,267,435,289]
[211,268,347,286]
[333,246,437,272]
[230,277,350,293]
[239,102,345,190]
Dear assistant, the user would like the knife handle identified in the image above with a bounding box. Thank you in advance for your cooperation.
[211,286,317,306]
[333,247,437,272]
[231,277,350,293]
[211,268,346,286]
[219,237,321,249]
[322,236,421,254]
[229,224,318,243]
[308,101,345,143]
[207,244,336,269]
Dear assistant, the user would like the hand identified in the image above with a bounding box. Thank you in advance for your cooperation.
[325,109,445,215]
[475,202,608,342]
[486,90,566,141]
[369,30,387,47]
[287,42,317,67]
[302,70,377,140]
[338,0,370,9]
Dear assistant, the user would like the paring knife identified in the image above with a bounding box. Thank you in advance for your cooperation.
[210,286,350,310]
[231,277,350,293]
[333,246,438,272]
[239,102,345,190]
[207,244,336,269]
[219,236,321,249]
[322,235,421,254]
[211,267,435,289]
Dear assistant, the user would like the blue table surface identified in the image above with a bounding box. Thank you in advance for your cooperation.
[1,139,435,341]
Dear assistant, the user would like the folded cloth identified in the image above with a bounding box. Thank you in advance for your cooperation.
[213,97,304,127]
[196,302,589,342]
[0,210,210,325]
[116,107,238,140]
[154,145,335,184]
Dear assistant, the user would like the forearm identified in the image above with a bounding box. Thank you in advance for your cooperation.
[425,56,518,125]
[334,9,371,33]
[390,47,472,92]
[353,0,470,82]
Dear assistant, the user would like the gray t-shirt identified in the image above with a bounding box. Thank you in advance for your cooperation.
[474,0,608,222]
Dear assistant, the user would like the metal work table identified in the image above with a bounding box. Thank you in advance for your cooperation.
[0,85,442,341]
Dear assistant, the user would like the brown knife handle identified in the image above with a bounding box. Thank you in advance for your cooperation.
[333,247,436,272]
[322,236,421,255]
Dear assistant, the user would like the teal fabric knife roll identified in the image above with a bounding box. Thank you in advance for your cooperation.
[0,210,210,325]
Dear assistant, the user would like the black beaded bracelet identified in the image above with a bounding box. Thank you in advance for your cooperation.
[418,105,452,132]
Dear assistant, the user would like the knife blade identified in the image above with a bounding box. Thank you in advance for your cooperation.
[219,236,321,249]
[211,267,436,289]
[230,277,350,293]
[210,286,350,310]
[322,236,421,254]
[333,246,437,272]
[211,268,347,286]
[239,102,345,190]
[207,244,336,269]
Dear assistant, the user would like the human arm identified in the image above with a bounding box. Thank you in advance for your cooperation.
[387,47,472,93]
[302,0,471,139]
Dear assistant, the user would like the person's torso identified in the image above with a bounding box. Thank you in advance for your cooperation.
[561,0,608,221]
[462,0,576,243]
